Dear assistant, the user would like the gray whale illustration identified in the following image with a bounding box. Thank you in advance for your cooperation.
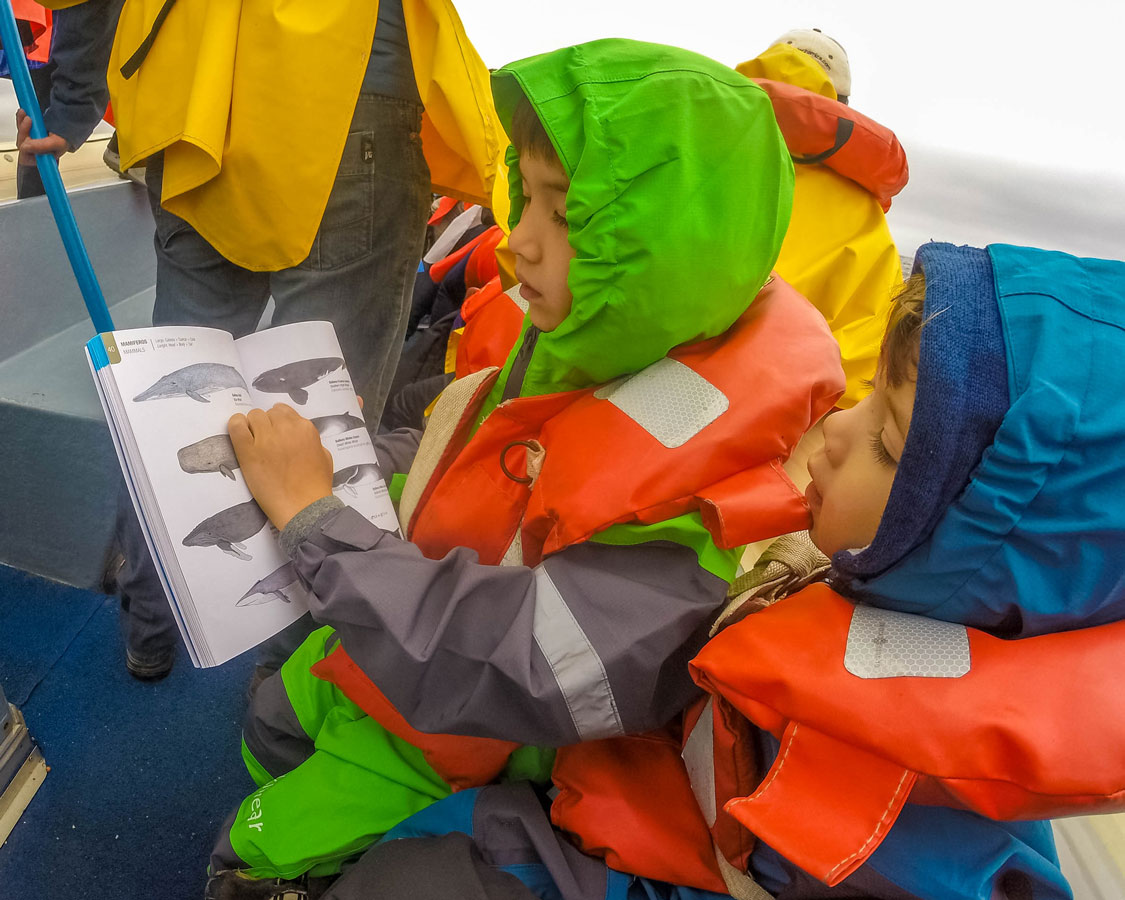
[182,500,268,560]
[237,562,300,607]
[332,463,381,498]
[133,363,248,403]
[310,413,365,438]
[177,434,239,480]
[252,357,345,405]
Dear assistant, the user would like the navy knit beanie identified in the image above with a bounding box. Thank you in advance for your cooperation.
[831,242,1009,584]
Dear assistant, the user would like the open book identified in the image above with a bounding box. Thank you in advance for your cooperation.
[86,320,399,668]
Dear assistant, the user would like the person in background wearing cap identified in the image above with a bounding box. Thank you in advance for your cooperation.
[735,30,908,414]
[771,27,851,103]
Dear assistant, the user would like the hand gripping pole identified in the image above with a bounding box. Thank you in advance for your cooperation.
[1,0,114,333]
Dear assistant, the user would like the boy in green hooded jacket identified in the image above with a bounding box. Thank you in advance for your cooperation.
[206,39,843,898]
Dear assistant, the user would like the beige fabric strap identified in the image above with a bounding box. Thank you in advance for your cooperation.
[398,367,499,533]
[712,531,829,636]
[715,845,776,900]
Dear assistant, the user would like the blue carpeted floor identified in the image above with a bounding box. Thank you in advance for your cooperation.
[0,564,257,898]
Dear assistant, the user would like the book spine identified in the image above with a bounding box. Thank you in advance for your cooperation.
[87,335,110,370]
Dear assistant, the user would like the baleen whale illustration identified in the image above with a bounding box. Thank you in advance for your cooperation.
[252,357,345,405]
[310,413,365,438]
[332,463,381,498]
[182,500,268,560]
[133,363,247,403]
[177,434,240,480]
[237,562,301,607]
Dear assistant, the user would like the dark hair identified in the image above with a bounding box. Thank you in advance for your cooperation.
[510,95,560,164]
[879,271,926,388]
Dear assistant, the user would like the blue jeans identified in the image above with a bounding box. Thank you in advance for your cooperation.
[118,93,431,661]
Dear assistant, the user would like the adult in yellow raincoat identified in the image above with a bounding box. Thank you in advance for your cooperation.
[37,0,507,682]
[738,40,907,407]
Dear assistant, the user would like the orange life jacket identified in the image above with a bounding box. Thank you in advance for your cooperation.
[313,276,844,888]
[454,279,526,379]
[12,0,52,64]
[428,224,503,288]
[686,583,1125,885]
[753,78,908,211]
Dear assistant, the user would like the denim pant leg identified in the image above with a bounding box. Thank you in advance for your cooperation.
[256,95,431,671]
[116,154,273,657]
[270,94,431,425]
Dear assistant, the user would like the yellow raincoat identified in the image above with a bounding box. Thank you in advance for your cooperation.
[738,46,905,407]
[89,0,505,271]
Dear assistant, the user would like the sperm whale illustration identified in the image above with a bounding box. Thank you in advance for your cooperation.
[133,363,247,403]
[332,463,382,498]
[177,434,240,480]
[310,413,365,438]
[182,500,268,560]
[236,562,301,607]
[252,357,345,405]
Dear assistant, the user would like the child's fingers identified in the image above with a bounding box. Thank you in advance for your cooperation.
[228,412,252,447]
[245,407,272,435]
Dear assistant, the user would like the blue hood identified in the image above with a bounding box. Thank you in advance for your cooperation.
[853,243,1125,636]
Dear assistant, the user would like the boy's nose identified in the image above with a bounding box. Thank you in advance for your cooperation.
[508,221,538,263]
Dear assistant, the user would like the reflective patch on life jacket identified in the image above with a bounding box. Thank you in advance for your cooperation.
[505,284,530,314]
[682,698,717,826]
[594,358,729,448]
[844,606,970,679]
[531,565,624,740]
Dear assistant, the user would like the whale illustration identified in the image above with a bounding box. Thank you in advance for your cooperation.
[332,463,381,498]
[133,363,248,403]
[310,413,365,438]
[252,357,345,405]
[236,562,301,607]
[177,434,240,480]
[182,500,268,560]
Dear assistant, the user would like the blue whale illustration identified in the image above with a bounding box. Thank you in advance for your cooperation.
[133,363,247,404]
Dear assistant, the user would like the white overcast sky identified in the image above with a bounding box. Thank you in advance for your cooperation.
[457,0,1124,175]
[455,0,1125,259]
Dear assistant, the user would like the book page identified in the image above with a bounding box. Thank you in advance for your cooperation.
[95,326,310,666]
[235,321,400,535]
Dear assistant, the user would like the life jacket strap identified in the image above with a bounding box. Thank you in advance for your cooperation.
[791,116,854,165]
[120,0,178,79]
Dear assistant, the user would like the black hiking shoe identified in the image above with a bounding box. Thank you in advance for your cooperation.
[125,645,175,682]
[204,871,335,900]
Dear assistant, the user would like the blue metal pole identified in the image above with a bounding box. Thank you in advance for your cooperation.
[1,0,114,334]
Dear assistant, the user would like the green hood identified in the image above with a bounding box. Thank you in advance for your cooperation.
[487,38,794,404]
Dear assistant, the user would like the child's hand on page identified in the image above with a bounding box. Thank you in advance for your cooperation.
[229,405,333,531]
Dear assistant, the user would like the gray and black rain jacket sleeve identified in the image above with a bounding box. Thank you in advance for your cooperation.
[40,0,125,151]
[282,503,728,747]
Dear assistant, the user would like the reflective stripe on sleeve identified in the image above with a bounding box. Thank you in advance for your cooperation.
[531,564,625,740]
